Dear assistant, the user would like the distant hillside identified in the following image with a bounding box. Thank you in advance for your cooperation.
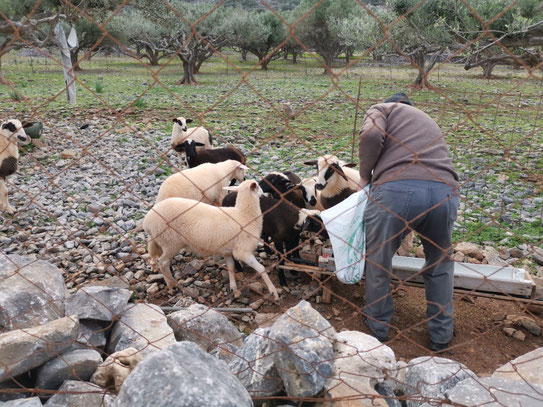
[184,0,302,11]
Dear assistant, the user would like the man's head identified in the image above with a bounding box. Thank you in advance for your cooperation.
[384,92,412,106]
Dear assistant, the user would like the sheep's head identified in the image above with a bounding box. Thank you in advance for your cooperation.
[1,119,29,145]
[172,117,193,133]
[305,155,347,191]
[224,160,247,186]
[258,173,295,199]
[298,209,329,240]
[300,177,318,206]
[228,179,262,198]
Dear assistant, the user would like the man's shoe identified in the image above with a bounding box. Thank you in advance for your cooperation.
[363,318,389,342]
[429,341,450,352]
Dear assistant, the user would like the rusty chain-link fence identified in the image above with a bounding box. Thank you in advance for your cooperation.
[1,0,543,405]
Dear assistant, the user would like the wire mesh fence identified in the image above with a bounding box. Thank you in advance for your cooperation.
[1,0,542,405]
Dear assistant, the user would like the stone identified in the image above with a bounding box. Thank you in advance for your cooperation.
[517,316,542,336]
[0,255,67,331]
[43,380,114,406]
[91,347,142,393]
[228,328,282,398]
[1,398,42,406]
[445,377,543,406]
[60,149,76,159]
[65,286,131,322]
[167,304,243,352]
[35,349,102,391]
[315,382,388,407]
[106,304,176,357]
[404,356,477,407]
[210,340,239,364]
[503,327,516,337]
[512,330,526,341]
[112,342,253,407]
[374,380,402,407]
[0,317,79,383]
[454,242,481,258]
[493,347,543,386]
[269,300,336,398]
[0,378,33,402]
[76,320,109,349]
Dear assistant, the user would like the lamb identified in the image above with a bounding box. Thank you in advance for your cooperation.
[299,176,325,210]
[222,192,325,286]
[258,172,305,209]
[170,117,212,166]
[1,119,29,214]
[176,139,245,168]
[143,179,279,300]
[304,155,361,209]
[156,159,246,205]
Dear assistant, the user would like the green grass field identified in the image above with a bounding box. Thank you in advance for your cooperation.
[2,50,542,254]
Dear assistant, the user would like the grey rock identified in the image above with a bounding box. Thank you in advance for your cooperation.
[0,255,67,331]
[210,340,239,364]
[493,347,543,385]
[0,317,79,383]
[0,378,32,402]
[269,300,335,398]
[112,342,253,407]
[405,356,477,407]
[375,380,402,407]
[66,286,131,322]
[107,304,176,357]
[76,320,109,349]
[167,304,243,352]
[44,380,114,406]
[35,349,102,391]
[0,398,42,406]
[446,377,543,406]
[228,328,282,399]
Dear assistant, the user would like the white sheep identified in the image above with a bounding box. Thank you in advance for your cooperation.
[304,155,361,209]
[156,159,247,205]
[300,176,325,210]
[143,179,279,300]
[1,119,29,214]
[171,117,212,166]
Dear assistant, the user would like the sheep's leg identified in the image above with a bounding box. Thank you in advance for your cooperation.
[236,253,279,301]
[271,237,288,287]
[0,179,14,214]
[157,249,177,289]
[225,255,240,298]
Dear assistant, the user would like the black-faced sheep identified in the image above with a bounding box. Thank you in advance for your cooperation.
[175,140,245,168]
[143,179,279,300]
[258,173,305,209]
[156,160,246,205]
[222,192,324,286]
[304,155,361,209]
[171,117,212,166]
[1,119,29,214]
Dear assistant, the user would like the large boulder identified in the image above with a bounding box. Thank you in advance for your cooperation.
[446,377,543,406]
[0,398,42,406]
[35,349,102,391]
[268,300,336,398]
[106,304,175,357]
[0,255,67,332]
[325,331,397,405]
[65,286,131,322]
[492,347,543,386]
[404,356,477,407]
[43,380,114,406]
[228,328,282,400]
[112,341,253,407]
[90,347,142,393]
[0,317,79,383]
[75,320,109,349]
[167,304,243,352]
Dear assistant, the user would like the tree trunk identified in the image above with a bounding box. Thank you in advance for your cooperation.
[345,48,353,65]
[482,61,496,78]
[241,49,247,61]
[413,50,426,87]
[0,57,10,85]
[179,59,197,85]
[260,57,269,70]
[283,51,288,60]
[292,52,298,64]
[70,47,82,71]
[194,58,205,74]
[322,54,334,74]
[147,46,160,66]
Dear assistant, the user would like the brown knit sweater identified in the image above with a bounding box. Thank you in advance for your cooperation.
[358,102,458,188]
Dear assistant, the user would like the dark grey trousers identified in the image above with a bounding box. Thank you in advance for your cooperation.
[363,180,459,344]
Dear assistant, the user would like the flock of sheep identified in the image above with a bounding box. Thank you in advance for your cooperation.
[1,117,362,300]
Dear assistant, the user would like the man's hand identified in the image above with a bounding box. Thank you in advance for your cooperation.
[357,178,370,191]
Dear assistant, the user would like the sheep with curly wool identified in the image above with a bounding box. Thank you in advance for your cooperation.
[170,117,212,166]
[304,155,361,209]
[156,159,246,205]
[177,139,245,168]
[143,179,279,300]
[1,119,29,214]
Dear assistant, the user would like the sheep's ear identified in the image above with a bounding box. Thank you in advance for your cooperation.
[172,118,178,123]
[223,185,240,192]
[250,182,258,190]
[304,160,317,166]
[344,163,357,168]
[186,118,193,123]
[237,164,249,170]
[2,122,17,132]
[331,163,348,181]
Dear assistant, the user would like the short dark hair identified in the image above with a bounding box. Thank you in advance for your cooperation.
[384,92,412,106]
